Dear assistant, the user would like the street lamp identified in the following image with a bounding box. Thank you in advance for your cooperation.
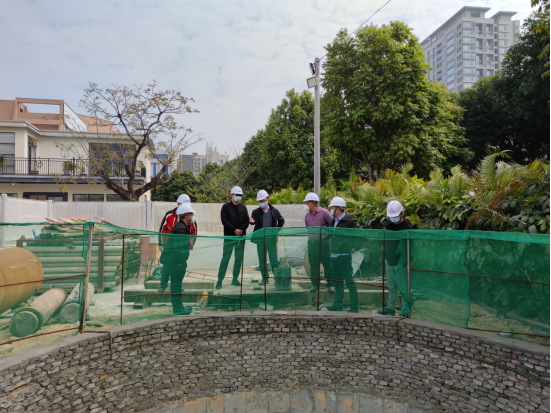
[306,58,321,197]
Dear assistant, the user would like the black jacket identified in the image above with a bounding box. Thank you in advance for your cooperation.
[159,220,193,265]
[329,213,360,255]
[250,204,285,232]
[220,202,250,236]
[384,218,413,266]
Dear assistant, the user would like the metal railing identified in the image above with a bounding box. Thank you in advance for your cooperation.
[0,157,146,178]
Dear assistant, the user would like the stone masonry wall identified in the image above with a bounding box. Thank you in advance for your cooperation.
[0,312,548,413]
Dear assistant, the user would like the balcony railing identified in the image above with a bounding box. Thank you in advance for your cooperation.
[0,157,146,178]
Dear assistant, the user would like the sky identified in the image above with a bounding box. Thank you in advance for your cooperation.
[0,0,534,157]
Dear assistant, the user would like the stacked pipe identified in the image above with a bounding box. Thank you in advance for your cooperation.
[23,242,123,292]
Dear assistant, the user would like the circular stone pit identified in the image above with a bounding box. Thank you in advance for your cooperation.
[0,312,548,413]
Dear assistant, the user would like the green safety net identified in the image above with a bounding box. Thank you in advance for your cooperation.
[0,221,549,351]
[0,223,91,353]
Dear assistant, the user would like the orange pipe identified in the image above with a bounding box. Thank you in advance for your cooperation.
[0,247,43,314]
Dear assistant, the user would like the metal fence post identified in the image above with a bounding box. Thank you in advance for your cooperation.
[382,232,386,312]
[240,239,245,312]
[407,235,411,318]
[263,230,267,311]
[0,193,7,248]
[79,223,94,333]
[316,230,322,311]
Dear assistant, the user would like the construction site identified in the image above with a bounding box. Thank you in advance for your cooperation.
[0,197,549,412]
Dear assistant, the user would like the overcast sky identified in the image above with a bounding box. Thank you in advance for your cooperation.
[0,0,534,156]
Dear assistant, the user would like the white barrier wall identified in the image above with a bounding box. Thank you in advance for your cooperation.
[54,202,147,231]
[0,194,51,246]
[1,195,307,238]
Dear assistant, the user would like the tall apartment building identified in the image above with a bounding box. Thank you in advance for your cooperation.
[151,143,229,177]
[421,7,520,92]
[179,142,228,177]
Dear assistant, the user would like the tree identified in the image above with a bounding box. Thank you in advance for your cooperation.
[242,89,337,192]
[322,21,471,180]
[58,81,201,201]
[457,14,550,167]
[194,153,259,202]
[531,0,550,78]
[150,170,198,202]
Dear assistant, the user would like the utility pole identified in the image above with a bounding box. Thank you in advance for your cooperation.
[313,57,321,197]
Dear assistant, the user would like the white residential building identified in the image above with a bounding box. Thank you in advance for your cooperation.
[421,6,520,92]
[0,98,151,201]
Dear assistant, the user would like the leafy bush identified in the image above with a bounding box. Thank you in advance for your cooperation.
[247,150,550,234]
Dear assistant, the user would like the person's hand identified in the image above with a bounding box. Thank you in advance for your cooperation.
[235,229,243,236]
[351,248,356,254]
[249,218,255,224]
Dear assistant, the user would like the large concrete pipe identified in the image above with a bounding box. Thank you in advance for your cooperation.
[59,283,95,324]
[0,247,43,314]
[9,288,67,338]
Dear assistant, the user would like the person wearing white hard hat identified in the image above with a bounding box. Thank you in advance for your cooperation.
[158,203,197,315]
[249,189,285,285]
[216,186,250,289]
[377,200,413,316]
[158,193,198,293]
[304,192,335,293]
[327,196,361,313]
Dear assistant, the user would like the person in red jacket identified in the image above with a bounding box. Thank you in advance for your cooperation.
[158,194,197,292]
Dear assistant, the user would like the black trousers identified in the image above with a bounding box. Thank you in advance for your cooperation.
[255,238,279,282]
[331,254,359,310]
[217,238,244,281]
[307,239,334,287]
[164,259,189,313]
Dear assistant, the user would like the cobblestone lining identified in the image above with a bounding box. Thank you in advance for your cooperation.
[0,312,548,413]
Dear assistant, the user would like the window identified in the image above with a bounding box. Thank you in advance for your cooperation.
[499,40,508,46]
[106,194,123,202]
[463,53,476,59]
[73,194,104,202]
[500,33,508,38]
[463,60,475,67]
[463,83,474,89]
[463,76,476,81]
[471,12,480,17]
[447,68,455,76]
[462,22,474,28]
[5,193,18,198]
[463,30,475,36]
[499,25,508,31]
[499,48,507,54]
[447,46,454,55]
[463,68,476,74]
[463,37,474,44]
[446,31,455,40]
[0,133,15,156]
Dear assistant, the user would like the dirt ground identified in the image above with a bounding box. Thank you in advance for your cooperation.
[1,270,547,360]
[412,300,549,346]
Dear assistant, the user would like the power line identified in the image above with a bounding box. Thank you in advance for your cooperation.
[320,0,393,61]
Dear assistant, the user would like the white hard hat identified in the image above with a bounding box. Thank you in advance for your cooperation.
[329,196,346,208]
[386,200,403,217]
[303,192,319,202]
[177,194,191,204]
[256,189,269,201]
[230,186,243,195]
[176,204,195,216]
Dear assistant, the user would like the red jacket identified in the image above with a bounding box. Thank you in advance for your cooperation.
[159,208,197,245]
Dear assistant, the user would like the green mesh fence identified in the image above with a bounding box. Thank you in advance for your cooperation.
[0,222,549,353]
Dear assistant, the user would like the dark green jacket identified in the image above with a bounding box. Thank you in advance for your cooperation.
[329,213,360,255]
